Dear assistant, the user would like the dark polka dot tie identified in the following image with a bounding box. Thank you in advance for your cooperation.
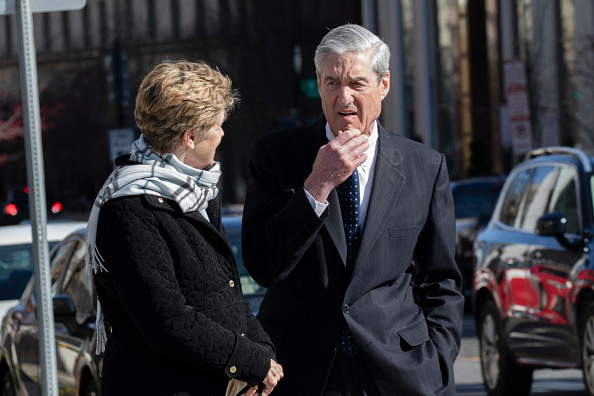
[337,168,361,268]
[336,168,360,357]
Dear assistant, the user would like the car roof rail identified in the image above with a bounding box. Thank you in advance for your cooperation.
[524,146,592,172]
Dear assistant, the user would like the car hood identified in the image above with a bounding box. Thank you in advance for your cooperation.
[456,217,479,233]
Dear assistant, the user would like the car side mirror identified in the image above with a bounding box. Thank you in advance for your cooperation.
[535,213,566,237]
[53,294,79,335]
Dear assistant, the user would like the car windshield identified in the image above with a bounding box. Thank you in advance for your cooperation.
[226,232,266,297]
[0,241,58,300]
[452,185,502,219]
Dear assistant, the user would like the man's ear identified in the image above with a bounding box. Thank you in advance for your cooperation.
[380,71,390,101]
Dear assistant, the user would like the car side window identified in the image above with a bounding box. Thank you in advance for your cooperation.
[548,166,579,235]
[499,168,533,228]
[25,239,76,308]
[59,241,93,323]
[520,166,557,231]
[49,240,78,297]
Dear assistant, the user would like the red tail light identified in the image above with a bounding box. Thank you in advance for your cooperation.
[51,201,63,214]
[5,203,18,216]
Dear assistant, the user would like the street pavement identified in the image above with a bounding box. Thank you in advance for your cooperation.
[455,314,587,395]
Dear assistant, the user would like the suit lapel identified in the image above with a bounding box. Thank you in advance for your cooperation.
[299,119,348,265]
[354,125,406,268]
[326,189,347,265]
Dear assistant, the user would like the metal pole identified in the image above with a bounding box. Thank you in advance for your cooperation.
[14,0,58,395]
[413,0,438,149]
[361,0,376,33]
[500,0,514,60]
[393,0,408,138]
[376,0,408,137]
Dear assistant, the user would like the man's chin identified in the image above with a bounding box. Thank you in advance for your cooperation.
[330,121,361,135]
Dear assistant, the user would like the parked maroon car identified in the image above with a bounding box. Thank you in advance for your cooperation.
[473,147,594,396]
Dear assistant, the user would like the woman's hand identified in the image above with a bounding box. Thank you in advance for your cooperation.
[244,359,284,396]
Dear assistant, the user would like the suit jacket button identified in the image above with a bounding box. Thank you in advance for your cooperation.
[343,304,350,314]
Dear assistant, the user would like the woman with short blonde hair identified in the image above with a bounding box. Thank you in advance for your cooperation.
[86,60,283,396]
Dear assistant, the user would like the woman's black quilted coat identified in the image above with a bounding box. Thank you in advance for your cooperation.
[94,192,274,395]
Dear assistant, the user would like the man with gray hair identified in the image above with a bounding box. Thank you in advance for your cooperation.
[242,24,464,395]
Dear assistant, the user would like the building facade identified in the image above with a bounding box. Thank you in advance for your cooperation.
[0,0,592,209]
[370,0,594,179]
[0,0,360,210]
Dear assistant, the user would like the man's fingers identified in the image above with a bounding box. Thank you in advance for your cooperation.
[328,132,368,160]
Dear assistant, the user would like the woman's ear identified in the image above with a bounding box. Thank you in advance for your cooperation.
[181,129,196,149]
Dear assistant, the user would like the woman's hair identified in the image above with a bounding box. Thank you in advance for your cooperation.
[314,24,390,84]
[134,60,239,154]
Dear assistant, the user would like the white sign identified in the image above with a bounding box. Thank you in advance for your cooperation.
[0,0,85,15]
[503,58,533,156]
[109,128,135,162]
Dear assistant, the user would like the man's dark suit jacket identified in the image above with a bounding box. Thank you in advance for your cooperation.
[242,118,464,395]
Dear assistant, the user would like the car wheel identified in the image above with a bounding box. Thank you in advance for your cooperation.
[478,300,533,396]
[580,301,594,395]
[1,371,16,396]
[82,381,99,396]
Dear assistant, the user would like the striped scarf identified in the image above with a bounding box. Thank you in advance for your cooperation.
[85,134,221,353]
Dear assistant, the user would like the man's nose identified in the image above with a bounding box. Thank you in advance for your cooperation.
[337,86,353,106]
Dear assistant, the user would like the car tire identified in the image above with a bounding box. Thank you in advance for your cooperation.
[82,381,99,396]
[580,301,594,395]
[1,370,16,396]
[478,300,533,396]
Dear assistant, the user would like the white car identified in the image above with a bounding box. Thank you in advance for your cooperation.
[0,221,87,323]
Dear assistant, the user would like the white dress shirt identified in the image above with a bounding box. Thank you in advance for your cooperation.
[304,121,379,229]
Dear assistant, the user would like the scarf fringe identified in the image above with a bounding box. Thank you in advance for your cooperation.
[95,299,107,355]
[86,203,109,354]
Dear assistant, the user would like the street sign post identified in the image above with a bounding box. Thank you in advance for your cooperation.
[3,1,86,395]
[503,58,533,157]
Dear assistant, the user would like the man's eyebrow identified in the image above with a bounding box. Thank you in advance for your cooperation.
[323,75,368,83]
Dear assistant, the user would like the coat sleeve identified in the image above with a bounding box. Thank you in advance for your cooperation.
[96,198,273,385]
[241,137,326,287]
[412,153,465,380]
[243,300,275,350]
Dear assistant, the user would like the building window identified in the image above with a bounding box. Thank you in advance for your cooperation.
[148,0,156,41]
[172,0,180,39]
[63,12,70,49]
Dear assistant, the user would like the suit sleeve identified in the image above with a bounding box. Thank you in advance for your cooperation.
[412,154,465,373]
[241,137,326,287]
